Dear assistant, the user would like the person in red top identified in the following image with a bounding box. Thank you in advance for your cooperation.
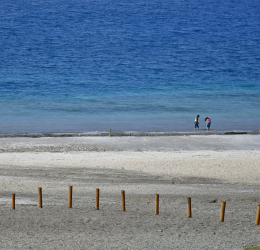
[205,117,211,131]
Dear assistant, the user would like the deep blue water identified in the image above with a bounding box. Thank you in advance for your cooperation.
[0,0,260,133]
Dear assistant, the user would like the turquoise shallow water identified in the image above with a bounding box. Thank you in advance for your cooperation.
[0,0,260,133]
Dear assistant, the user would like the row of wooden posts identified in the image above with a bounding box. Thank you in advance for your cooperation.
[10,186,260,225]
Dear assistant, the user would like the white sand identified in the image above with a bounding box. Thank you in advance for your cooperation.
[0,134,260,249]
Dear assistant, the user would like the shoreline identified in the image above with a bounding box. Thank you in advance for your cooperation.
[0,133,260,152]
[0,130,259,138]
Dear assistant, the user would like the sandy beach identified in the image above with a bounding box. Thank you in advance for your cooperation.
[0,133,260,249]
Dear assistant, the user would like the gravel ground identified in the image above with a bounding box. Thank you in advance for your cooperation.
[0,134,260,249]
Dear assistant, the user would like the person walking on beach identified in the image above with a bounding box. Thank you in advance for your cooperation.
[205,117,211,131]
[194,115,200,130]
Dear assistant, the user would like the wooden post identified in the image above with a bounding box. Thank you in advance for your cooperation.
[121,190,125,211]
[12,194,15,210]
[38,187,42,208]
[109,129,111,137]
[255,205,260,225]
[95,188,99,210]
[155,194,159,215]
[187,197,192,217]
[68,186,72,208]
[220,201,226,222]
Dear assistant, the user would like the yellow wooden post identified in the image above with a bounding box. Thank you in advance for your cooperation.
[12,194,15,210]
[68,186,72,208]
[187,197,192,217]
[220,201,226,222]
[95,188,99,210]
[38,187,42,208]
[155,194,159,215]
[121,190,125,211]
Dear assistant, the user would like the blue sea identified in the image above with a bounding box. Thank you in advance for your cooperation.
[1,0,260,133]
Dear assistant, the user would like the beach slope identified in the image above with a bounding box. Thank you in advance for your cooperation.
[0,134,260,249]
